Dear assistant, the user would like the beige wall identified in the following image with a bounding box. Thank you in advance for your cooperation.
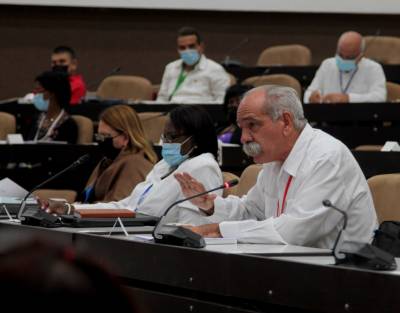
[0,4,399,99]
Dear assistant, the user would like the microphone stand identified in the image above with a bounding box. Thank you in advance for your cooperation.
[322,200,347,260]
[152,179,239,248]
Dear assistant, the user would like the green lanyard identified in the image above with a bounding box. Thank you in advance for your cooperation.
[169,68,187,100]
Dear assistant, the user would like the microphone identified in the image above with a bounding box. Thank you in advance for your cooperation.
[221,38,249,68]
[152,179,239,248]
[322,199,396,270]
[86,66,122,90]
[17,154,90,221]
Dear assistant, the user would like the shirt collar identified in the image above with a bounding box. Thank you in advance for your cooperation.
[281,123,314,178]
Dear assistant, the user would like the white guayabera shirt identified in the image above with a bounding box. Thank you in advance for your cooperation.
[213,124,378,249]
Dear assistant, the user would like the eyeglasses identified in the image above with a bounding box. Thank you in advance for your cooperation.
[94,133,121,142]
[161,133,187,143]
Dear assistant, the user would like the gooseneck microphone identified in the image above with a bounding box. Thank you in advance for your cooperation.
[86,66,122,90]
[322,199,396,270]
[17,154,90,220]
[322,199,347,260]
[152,179,239,248]
[221,38,249,67]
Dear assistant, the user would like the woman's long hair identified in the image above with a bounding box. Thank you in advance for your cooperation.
[99,105,157,164]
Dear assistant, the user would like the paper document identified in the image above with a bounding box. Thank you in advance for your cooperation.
[0,178,28,198]
[204,237,237,245]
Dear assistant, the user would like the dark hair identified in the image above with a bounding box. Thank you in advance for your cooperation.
[35,70,71,110]
[169,105,218,159]
[52,45,77,59]
[0,239,136,312]
[177,26,202,44]
[223,84,254,113]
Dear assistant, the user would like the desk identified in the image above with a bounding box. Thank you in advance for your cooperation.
[0,221,399,313]
[2,100,400,149]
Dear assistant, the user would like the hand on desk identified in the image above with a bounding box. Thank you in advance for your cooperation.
[174,172,216,215]
[322,93,349,103]
[185,223,222,238]
[37,198,75,215]
[309,90,322,103]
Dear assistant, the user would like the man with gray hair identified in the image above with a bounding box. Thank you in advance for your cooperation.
[175,85,377,248]
[304,31,386,103]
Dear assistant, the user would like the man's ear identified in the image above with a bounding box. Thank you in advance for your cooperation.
[199,42,205,54]
[281,111,294,136]
[69,59,78,73]
[356,52,364,64]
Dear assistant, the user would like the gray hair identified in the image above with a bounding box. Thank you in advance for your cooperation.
[248,85,307,130]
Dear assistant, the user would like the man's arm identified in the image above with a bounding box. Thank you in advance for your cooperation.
[156,66,172,102]
[348,64,387,102]
[303,61,328,104]
[209,68,230,103]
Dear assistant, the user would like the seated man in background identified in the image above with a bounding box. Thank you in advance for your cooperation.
[175,85,377,249]
[156,26,230,104]
[304,31,386,104]
[51,45,87,105]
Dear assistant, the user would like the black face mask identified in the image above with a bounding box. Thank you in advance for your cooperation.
[52,65,69,73]
[227,107,238,124]
[97,137,121,160]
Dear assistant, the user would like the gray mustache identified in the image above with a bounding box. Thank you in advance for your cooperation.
[243,142,262,157]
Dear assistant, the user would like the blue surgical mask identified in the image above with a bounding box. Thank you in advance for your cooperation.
[33,93,49,112]
[161,143,189,167]
[180,49,200,66]
[335,54,357,72]
[161,136,193,167]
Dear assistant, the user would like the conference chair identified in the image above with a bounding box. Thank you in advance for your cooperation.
[33,189,77,203]
[367,173,400,223]
[222,172,239,197]
[386,82,400,102]
[242,74,302,98]
[364,36,400,64]
[257,44,312,66]
[354,145,383,151]
[138,112,168,144]
[0,112,16,140]
[228,73,237,86]
[71,115,94,144]
[97,75,153,101]
[236,164,263,197]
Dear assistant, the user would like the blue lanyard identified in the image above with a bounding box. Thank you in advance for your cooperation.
[135,184,153,210]
[339,68,358,94]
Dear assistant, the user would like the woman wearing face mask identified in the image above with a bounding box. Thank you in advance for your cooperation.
[45,105,224,226]
[217,84,253,145]
[81,105,157,203]
[28,70,78,144]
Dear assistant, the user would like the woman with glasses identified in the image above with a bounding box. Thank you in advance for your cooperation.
[45,105,224,226]
[28,70,78,143]
[82,105,157,203]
